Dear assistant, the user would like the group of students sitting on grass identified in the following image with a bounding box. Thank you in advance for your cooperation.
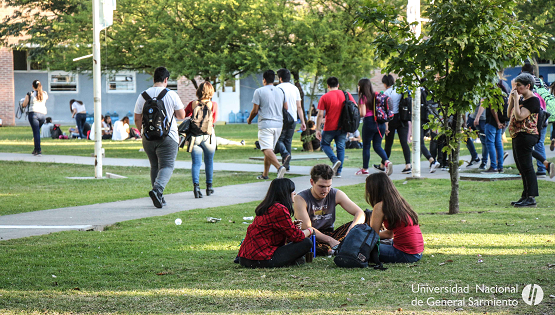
[236,164,424,268]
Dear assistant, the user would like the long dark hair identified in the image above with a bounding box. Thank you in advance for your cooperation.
[255,178,295,216]
[69,99,83,113]
[365,172,418,229]
[358,78,375,109]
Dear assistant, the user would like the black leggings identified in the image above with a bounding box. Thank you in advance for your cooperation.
[239,238,312,268]
[384,114,411,164]
[513,133,539,198]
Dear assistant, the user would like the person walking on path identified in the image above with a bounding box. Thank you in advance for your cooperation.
[274,68,306,171]
[315,77,355,177]
[185,81,218,198]
[508,73,541,208]
[355,78,393,176]
[382,75,412,174]
[134,67,185,208]
[70,99,87,139]
[238,178,314,268]
[247,70,288,180]
[22,80,48,156]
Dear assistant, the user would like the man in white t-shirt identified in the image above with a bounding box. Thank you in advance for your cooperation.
[275,68,306,171]
[134,67,185,208]
[247,70,288,180]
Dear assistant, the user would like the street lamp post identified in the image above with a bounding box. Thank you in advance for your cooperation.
[408,0,421,178]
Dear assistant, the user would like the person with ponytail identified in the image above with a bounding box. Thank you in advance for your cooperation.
[365,172,424,263]
[70,99,87,139]
[22,80,48,156]
[238,178,314,268]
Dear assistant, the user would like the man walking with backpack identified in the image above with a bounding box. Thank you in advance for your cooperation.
[134,67,185,208]
[274,68,306,171]
[315,77,356,177]
[247,70,288,180]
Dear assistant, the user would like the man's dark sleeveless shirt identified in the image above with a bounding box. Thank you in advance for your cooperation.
[298,188,338,231]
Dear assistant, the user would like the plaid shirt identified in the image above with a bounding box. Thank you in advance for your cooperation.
[238,203,305,260]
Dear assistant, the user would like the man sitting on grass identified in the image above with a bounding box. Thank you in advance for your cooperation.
[293,164,365,256]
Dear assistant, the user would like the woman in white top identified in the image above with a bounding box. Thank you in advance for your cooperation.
[70,99,87,139]
[22,80,48,156]
[112,116,130,141]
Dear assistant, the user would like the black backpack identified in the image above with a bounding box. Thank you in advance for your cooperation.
[339,91,360,133]
[334,223,385,270]
[537,109,551,144]
[399,91,412,122]
[141,89,170,141]
[497,80,510,123]
[51,124,63,139]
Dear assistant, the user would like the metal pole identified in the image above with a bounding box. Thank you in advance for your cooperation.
[93,0,103,178]
[408,0,421,178]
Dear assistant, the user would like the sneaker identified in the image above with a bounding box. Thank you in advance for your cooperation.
[257,174,269,180]
[277,166,286,179]
[401,167,412,174]
[551,139,555,151]
[373,164,385,172]
[385,161,393,176]
[240,140,245,146]
[503,152,509,162]
[430,161,440,173]
[161,196,167,207]
[536,172,547,178]
[481,167,498,174]
[478,162,487,170]
[498,168,504,174]
[514,197,537,208]
[332,160,342,176]
[149,190,163,208]
[466,157,480,167]
[549,162,555,179]
[335,172,341,178]
[355,168,369,175]
[32,150,42,156]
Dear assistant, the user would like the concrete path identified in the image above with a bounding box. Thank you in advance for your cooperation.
[1,148,554,241]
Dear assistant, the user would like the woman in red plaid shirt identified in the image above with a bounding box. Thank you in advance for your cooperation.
[238,178,315,268]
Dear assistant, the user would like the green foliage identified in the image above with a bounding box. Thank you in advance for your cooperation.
[516,0,555,60]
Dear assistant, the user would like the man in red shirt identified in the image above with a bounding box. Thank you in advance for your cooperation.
[315,77,356,177]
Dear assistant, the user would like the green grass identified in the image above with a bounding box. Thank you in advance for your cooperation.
[0,124,505,167]
[0,179,554,314]
[0,161,273,216]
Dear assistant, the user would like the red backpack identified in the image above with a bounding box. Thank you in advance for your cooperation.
[373,92,394,124]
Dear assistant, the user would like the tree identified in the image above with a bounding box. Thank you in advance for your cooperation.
[516,0,555,66]
[357,0,546,214]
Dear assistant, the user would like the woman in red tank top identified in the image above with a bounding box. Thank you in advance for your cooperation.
[365,172,424,263]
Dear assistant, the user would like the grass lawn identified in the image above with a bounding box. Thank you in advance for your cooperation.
[0,161,271,216]
[0,124,513,168]
[0,179,554,314]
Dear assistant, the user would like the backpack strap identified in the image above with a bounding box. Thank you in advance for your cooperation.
[156,88,169,100]
[141,91,152,101]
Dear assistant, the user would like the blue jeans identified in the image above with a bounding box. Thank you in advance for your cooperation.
[485,123,504,170]
[477,120,488,163]
[321,130,347,174]
[534,125,547,173]
[275,122,296,158]
[191,134,216,184]
[75,113,87,139]
[362,117,388,169]
[28,112,45,153]
[379,242,422,263]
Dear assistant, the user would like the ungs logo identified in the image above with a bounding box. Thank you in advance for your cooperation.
[149,108,154,114]
[522,284,543,306]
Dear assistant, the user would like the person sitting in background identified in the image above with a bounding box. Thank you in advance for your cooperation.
[238,178,314,268]
[301,120,320,152]
[216,137,244,146]
[40,117,54,138]
[102,115,113,140]
[345,130,362,149]
[112,116,130,141]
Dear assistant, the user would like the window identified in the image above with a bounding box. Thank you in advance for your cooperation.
[13,50,27,71]
[223,78,236,92]
[49,72,78,92]
[107,72,136,93]
[167,80,178,91]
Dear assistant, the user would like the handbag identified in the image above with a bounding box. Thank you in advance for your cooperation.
[278,87,295,128]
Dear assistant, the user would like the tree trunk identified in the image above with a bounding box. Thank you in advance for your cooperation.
[291,70,307,123]
[448,111,462,214]
[191,77,199,90]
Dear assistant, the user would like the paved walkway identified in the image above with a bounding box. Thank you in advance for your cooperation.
[1,148,553,241]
